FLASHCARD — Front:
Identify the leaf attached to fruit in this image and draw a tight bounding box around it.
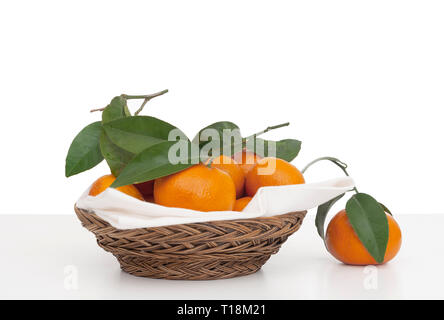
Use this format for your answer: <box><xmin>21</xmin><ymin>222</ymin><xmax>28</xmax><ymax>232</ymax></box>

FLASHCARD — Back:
<box><xmin>345</xmin><ymin>193</ymin><xmax>389</xmax><ymax>264</ymax></box>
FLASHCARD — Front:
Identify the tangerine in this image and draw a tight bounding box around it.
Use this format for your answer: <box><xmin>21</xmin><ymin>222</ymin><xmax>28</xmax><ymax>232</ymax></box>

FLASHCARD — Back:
<box><xmin>325</xmin><ymin>209</ymin><xmax>402</xmax><ymax>265</ymax></box>
<box><xmin>245</xmin><ymin>157</ymin><xmax>305</xmax><ymax>197</ymax></box>
<box><xmin>154</xmin><ymin>164</ymin><xmax>236</xmax><ymax>212</ymax></box>
<box><xmin>208</xmin><ymin>155</ymin><xmax>245</xmax><ymax>198</ymax></box>
<box><xmin>89</xmin><ymin>174</ymin><xmax>144</xmax><ymax>201</ymax></box>
<box><xmin>233</xmin><ymin>196</ymin><xmax>252</xmax><ymax>211</ymax></box>
<box><xmin>232</xmin><ymin>150</ymin><xmax>262</xmax><ymax>176</ymax></box>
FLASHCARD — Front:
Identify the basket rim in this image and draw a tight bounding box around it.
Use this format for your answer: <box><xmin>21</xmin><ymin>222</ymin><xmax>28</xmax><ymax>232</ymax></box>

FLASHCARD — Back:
<box><xmin>74</xmin><ymin>204</ymin><xmax>306</xmax><ymax>229</ymax></box>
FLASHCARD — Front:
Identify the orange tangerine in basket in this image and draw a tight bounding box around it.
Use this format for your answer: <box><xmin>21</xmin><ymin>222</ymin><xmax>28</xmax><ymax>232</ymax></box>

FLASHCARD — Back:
<box><xmin>325</xmin><ymin>209</ymin><xmax>402</xmax><ymax>265</ymax></box>
<box><xmin>89</xmin><ymin>174</ymin><xmax>144</xmax><ymax>201</ymax></box>
<box><xmin>233</xmin><ymin>196</ymin><xmax>252</xmax><ymax>212</ymax></box>
<box><xmin>232</xmin><ymin>150</ymin><xmax>262</xmax><ymax>176</ymax></box>
<box><xmin>154</xmin><ymin>164</ymin><xmax>236</xmax><ymax>212</ymax></box>
<box><xmin>207</xmin><ymin>155</ymin><xmax>245</xmax><ymax>198</ymax></box>
<box><xmin>245</xmin><ymin>157</ymin><xmax>305</xmax><ymax>197</ymax></box>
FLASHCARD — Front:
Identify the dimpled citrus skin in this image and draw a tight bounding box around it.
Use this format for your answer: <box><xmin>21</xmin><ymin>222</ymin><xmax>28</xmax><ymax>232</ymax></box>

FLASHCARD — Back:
<box><xmin>325</xmin><ymin>209</ymin><xmax>402</xmax><ymax>265</ymax></box>
<box><xmin>89</xmin><ymin>174</ymin><xmax>144</xmax><ymax>201</ymax></box>
<box><xmin>233</xmin><ymin>196</ymin><xmax>252</xmax><ymax>212</ymax></box>
<box><xmin>232</xmin><ymin>150</ymin><xmax>262</xmax><ymax>176</ymax></box>
<box><xmin>154</xmin><ymin>164</ymin><xmax>236</xmax><ymax>212</ymax></box>
<box><xmin>209</xmin><ymin>155</ymin><xmax>245</xmax><ymax>198</ymax></box>
<box><xmin>245</xmin><ymin>157</ymin><xmax>305</xmax><ymax>197</ymax></box>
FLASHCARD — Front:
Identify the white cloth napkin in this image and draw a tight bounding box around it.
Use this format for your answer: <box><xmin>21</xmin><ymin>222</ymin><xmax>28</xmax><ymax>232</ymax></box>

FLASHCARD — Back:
<box><xmin>75</xmin><ymin>177</ymin><xmax>354</xmax><ymax>230</ymax></box>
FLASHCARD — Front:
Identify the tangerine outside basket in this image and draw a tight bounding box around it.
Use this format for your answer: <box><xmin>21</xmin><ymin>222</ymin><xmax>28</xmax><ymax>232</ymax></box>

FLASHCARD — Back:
<box><xmin>74</xmin><ymin>205</ymin><xmax>306</xmax><ymax>280</ymax></box>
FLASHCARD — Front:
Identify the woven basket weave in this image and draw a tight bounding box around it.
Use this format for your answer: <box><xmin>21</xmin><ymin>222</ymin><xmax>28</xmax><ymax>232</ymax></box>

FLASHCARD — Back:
<box><xmin>74</xmin><ymin>205</ymin><xmax>306</xmax><ymax>280</ymax></box>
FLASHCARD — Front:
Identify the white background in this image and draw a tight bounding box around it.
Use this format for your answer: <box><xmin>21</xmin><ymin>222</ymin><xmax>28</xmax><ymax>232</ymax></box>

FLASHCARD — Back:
<box><xmin>0</xmin><ymin>1</ymin><xmax>443</xmax><ymax>215</ymax></box>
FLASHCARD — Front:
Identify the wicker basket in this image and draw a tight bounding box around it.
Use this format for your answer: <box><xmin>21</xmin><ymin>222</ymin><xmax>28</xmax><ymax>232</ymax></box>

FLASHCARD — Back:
<box><xmin>74</xmin><ymin>205</ymin><xmax>306</xmax><ymax>280</ymax></box>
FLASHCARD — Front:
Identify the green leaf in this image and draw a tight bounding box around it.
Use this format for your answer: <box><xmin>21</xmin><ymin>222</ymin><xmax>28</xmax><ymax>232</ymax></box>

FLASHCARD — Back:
<box><xmin>65</xmin><ymin>121</ymin><xmax>104</xmax><ymax>177</ymax></box>
<box><xmin>345</xmin><ymin>193</ymin><xmax>389</xmax><ymax>263</ymax></box>
<box><xmin>111</xmin><ymin>140</ymin><xmax>196</xmax><ymax>188</ymax></box>
<box><xmin>192</xmin><ymin>121</ymin><xmax>243</xmax><ymax>161</ymax></box>
<box><xmin>192</xmin><ymin>121</ymin><xmax>241</xmax><ymax>148</ymax></box>
<box><xmin>103</xmin><ymin>116</ymin><xmax>188</xmax><ymax>154</ymax></box>
<box><xmin>102</xmin><ymin>96</ymin><xmax>128</xmax><ymax>123</ymax></box>
<box><xmin>315</xmin><ymin>193</ymin><xmax>345</xmax><ymax>239</ymax></box>
<box><xmin>246</xmin><ymin>138</ymin><xmax>301</xmax><ymax>162</ymax></box>
<box><xmin>123</xmin><ymin>104</ymin><xmax>131</xmax><ymax>117</ymax></box>
<box><xmin>99</xmin><ymin>131</ymin><xmax>134</xmax><ymax>176</ymax></box>
<box><xmin>379</xmin><ymin>202</ymin><xmax>393</xmax><ymax>216</ymax></box>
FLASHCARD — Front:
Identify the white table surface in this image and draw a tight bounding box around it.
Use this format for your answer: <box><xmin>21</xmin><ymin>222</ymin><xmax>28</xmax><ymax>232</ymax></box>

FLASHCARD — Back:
<box><xmin>0</xmin><ymin>213</ymin><xmax>442</xmax><ymax>299</ymax></box>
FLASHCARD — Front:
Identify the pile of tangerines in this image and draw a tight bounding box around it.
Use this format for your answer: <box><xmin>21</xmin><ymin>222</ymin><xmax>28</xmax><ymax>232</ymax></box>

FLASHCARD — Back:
<box><xmin>67</xmin><ymin>90</ymin><xmax>401</xmax><ymax>267</ymax></box>
<box><xmin>89</xmin><ymin>152</ymin><xmax>304</xmax><ymax>212</ymax></box>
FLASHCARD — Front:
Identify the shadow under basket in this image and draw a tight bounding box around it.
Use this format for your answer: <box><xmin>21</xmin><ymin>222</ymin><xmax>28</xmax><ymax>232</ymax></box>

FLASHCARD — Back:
<box><xmin>74</xmin><ymin>206</ymin><xmax>306</xmax><ymax>280</ymax></box>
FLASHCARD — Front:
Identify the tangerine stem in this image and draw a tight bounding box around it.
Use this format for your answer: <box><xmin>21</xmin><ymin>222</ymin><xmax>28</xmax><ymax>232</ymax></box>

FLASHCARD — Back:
<box><xmin>121</xmin><ymin>89</ymin><xmax>169</xmax><ymax>100</ymax></box>
<box><xmin>251</xmin><ymin>122</ymin><xmax>290</xmax><ymax>139</ymax></box>
<box><xmin>134</xmin><ymin>98</ymin><xmax>150</xmax><ymax>116</ymax></box>
<box><xmin>89</xmin><ymin>89</ymin><xmax>168</xmax><ymax>114</ymax></box>
<box><xmin>302</xmin><ymin>156</ymin><xmax>359</xmax><ymax>193</ymax></box>
<box><xmin>90</xmin><ymin>107</ymin><xmax>106</xmax><ymax>113</ymax></box>
<box><xmin>240</xmin><ymin>122</ymin><xmax>291</xmax><ymax>153</ymax></box>
<box><xmin>123</xmin><ymin>89</ymin><xmax>169</xmax><ymax>116</ymax></box>
<box><xmin>244</xmin><ymin>122</ymin><xmax>290</xmax><ymax>142</ymax></box>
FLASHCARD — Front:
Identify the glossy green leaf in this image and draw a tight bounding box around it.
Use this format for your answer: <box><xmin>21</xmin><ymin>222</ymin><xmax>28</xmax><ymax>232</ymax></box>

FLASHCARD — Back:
<box><xmin>111</xmin><ymin>140</ymin><xmax>196</xmax><ymax>188</ymax></box>
<box><xmin>99</xmin><ymin>131</ymin><xmax>134</xmax><ymax>176</ymax></box>
<box><xmin>102</xmin><ymin>96</ymin><xmax>128</xmax><ymax>123</ymax></box>
<box><xmin>192</xmin><ymin>121</ymin><xmax>243</xmax><ymax>161</ymax></box>
<box><xmin>346</xmin><ymin>193</ymin><xmax>389</xmax><ymax>263</ymax></box>
<box><xmin>315</xmin><ymin>193</ymin><xmax>345</xmax><ymax>239</ymax></box>
<box><xmin>379</xmin><ymin>202</ymin><xmax>393</xmax><ymax>216</ymax></box>
<box><xmin>123</xmin><ymin>104</ymin><xmax>131</xmax><ymax>117</ymax></box>
<box><xmin>192</xmin><ymin>121</ymin><xmax>241</xmax><ymax>148</ymax></box>
<box><xmin>65</xmin><ymin>121</ymin><xmax>104</xmax><ymax>177</ymax></box>
<box><xmin>246</xmin><ymin>138</ymin><xmax>301</xmax><ymax>162</ymax></box>
<box><xmin>103</xmin><ymin>116</ymin><xmax>188</xmax><ymax>154</ymax></box>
